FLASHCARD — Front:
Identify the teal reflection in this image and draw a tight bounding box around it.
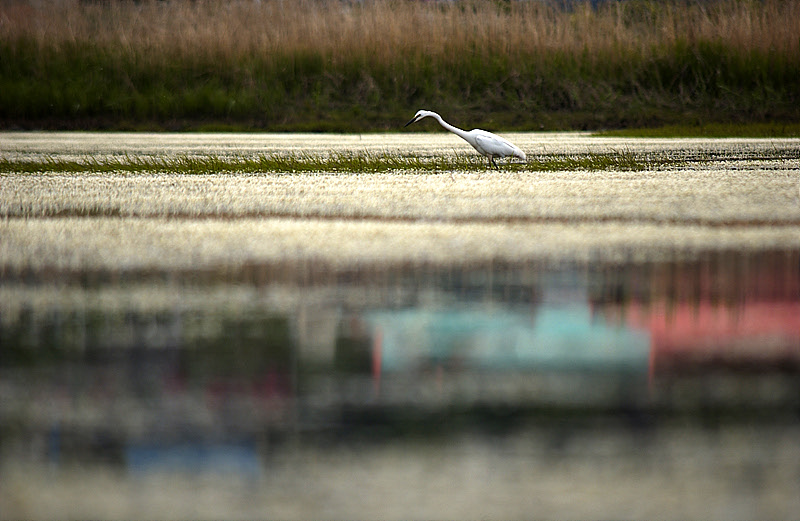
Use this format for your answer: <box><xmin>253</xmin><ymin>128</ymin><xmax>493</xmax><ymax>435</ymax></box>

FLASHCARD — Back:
<box><xmin>367</xmin><ymin>305</ymin><xmax>650</xmax><ymax>373</ymax></box>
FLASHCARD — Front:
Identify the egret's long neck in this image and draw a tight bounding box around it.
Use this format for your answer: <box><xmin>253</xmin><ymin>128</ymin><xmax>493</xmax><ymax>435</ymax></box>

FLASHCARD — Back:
<box><xmin>431</xmin><ymin>113</ymin><xmax>471</xmax><ymax>141</ymax></box>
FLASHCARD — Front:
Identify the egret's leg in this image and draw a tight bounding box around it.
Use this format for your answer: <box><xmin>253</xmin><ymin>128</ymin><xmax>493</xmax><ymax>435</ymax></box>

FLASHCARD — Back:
<box><xmin>491</xmin><ymin>156</ymin><xmax>499</xmax><ymax>169</ymax></box>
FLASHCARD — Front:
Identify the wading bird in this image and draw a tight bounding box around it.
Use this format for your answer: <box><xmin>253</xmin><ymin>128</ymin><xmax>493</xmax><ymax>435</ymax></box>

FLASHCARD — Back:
<box><xmin>404</xmin><ymin>110</ymin><xmax>526</xmax><ymax>168</ymax></box>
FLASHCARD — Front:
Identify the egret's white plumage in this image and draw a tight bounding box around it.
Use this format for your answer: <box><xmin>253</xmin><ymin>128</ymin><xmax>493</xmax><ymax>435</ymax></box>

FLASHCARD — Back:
<box><xmin>404</xmin><ymin>109</ymin><xmax>526</xmax><ymax>168</ymax></box>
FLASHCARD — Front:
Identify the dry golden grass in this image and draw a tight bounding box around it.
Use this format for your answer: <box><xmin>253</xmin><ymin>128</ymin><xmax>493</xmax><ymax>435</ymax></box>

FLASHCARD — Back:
<box><xmin>4</xmin><ymin>0</ymin><xmax>796</xmax><ymax>60</ymax></box>
<box><xmin>3</xmin><ymin>166</ymin><xmax>799</xmax><ymax>223</ymax></box>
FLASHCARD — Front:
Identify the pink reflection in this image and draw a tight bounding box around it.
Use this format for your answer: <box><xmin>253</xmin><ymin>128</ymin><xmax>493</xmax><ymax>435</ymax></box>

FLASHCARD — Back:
<box><xmin>596</xmin><ymin>250</ymin><xmax>800</xmax><ymax>376</ymax></box>
<box><xmin>626</xmin><ymin>300</ymin><xmax>800</xmax><ymax>375</ymax></box>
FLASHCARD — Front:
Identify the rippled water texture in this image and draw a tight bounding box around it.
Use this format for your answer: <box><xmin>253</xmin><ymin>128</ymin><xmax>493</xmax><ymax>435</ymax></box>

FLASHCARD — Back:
<box><xmin>1</xmin><ymin>132</ymin><xmax>799</xmax><ymax>519</ymax></box>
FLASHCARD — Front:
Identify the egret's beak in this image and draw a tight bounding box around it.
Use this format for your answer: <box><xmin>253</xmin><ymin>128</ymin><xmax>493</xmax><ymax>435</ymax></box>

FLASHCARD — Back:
<box><xmin>404</xmin><ymin>116</ymin><xmax>418</xmax><ymax>127</ymax></box>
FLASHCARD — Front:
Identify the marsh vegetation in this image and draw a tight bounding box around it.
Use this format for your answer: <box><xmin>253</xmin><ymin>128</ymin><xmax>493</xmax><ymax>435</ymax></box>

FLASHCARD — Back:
<box><xmin>2</xmin><ymin>132</ymin><xmax>799</xmax><ymax>269</ymax></box>
<box><xmin>0</xmin><ymin>150</ymin><xmax>660</xmax><ymax>174</ymax></box>
<box><xmin>1</xmin><ymin>0</ymin><xmax>799</xmax><ymax>132</ymax></box>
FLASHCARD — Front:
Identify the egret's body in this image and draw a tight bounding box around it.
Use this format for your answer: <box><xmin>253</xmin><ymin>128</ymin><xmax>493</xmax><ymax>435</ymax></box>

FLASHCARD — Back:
<box><xmin>404</xmin><ymin>110</ymin><xmax>526</xmax><ymax>168</ymax></box>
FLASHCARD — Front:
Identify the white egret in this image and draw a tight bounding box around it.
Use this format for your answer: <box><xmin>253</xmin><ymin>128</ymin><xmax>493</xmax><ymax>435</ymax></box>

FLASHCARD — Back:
<box><xmin>404</xmin><ymin>109</ymin><xmax>526</xmax><ymax>168</ymax></box>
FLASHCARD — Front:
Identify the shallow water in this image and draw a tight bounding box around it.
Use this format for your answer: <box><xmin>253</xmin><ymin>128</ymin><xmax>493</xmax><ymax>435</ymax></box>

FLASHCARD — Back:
<box><xmin>1</xmin><ymin>133</ymin><xmax>800</xmax><ymax>519</ymax></box>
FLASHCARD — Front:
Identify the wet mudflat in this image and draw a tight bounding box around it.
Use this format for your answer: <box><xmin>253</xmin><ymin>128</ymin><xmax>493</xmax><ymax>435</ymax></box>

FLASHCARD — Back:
<box><xmin>1</xmin><ymin>132</ymin><xmax>799</xmax><ymax>519</ymax></box>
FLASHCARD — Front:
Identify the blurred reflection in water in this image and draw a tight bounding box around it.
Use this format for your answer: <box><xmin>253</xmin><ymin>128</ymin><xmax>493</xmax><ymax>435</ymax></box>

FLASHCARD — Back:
<box><xmin>2</xmin><ymin>249</ymin><xmax>799</xmax><ymax>518</ymax></box>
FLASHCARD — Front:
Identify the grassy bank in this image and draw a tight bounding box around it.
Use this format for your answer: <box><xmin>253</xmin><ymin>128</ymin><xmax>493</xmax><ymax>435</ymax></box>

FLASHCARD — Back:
<box><xmin>1</xmin><ymin>0</ymin><xmax>799</xmax><ymax>132</ymax></box>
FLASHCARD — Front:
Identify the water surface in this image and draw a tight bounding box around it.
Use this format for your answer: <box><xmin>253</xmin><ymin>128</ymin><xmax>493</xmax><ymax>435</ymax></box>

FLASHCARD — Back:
<box><xmin>1</xmin><ymin>133</ymin><xmax>799</xmax><ymax>519</ymax></box>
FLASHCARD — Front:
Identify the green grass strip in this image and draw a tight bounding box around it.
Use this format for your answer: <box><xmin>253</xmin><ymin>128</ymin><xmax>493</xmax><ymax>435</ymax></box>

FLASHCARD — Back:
<box><xmin>0</xmin><ymin>150</ymin><xmax>681</xmax><ymax>174</ymax></box>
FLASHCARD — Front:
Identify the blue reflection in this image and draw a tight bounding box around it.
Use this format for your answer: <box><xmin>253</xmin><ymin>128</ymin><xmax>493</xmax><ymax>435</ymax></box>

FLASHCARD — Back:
<box><xmin>367</xmin><ymin>304</ymin><xmax>651</xmax><ymax>373</ymax></box>
<box><xmin>127</xmin><ymin>441</ymin><xmax>261</xmax><ymax>477</ymax></box>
